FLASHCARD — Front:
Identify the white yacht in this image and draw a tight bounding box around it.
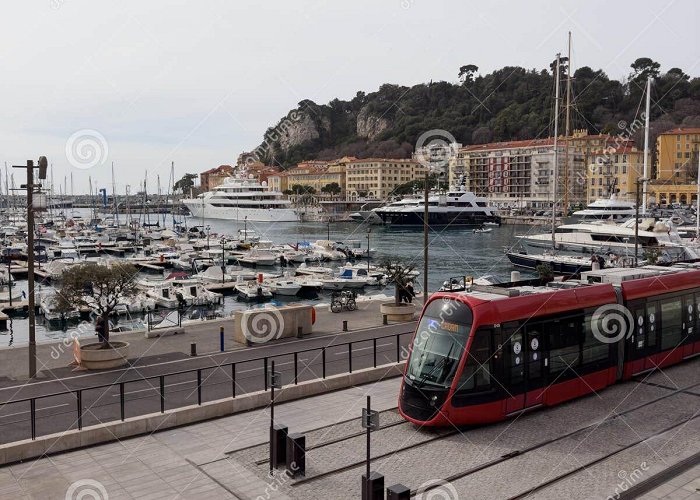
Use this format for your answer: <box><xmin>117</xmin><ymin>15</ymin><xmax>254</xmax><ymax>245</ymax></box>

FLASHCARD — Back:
<box><xmin>182</xmin><ymin>175</ymin><xmax>299</xmax><ymax>222</ymax></box>
<box><xmin>374</xmin><ymin>188</ymin><xmax>500</xmax><ymax>227</ymax></box>
<box><xmin>517</xmin><ymin>218</ymin><xmax>700</xmax><ymax>262</ymax></box>
<box><xmin>571</xmin><ymin>195</ymin><xmax>636</xmax><ymax>222</ymax></box>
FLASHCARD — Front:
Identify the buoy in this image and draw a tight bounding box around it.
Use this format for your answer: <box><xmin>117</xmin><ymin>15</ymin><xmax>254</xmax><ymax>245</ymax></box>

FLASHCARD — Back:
<box><xmin>311</xmin><ymin>307</ymin><xmax>316</xmax><ymax>325</ymax></box>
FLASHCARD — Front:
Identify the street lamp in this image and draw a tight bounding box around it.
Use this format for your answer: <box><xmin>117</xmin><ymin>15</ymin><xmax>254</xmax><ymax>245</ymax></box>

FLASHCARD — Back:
<box><xmin>12</xmin><ymin>156</ymin><xmax>48</xmax><ymax>379</ymax></box>
<box><xmin>366</xmin><ymin>228</ymin><xmax>371</xmax><ymax>271</ymax></box>
<box><xmin>221</xmin><ymin>236</ymin><xmax>227</xmax><ymax>285</ymax></box>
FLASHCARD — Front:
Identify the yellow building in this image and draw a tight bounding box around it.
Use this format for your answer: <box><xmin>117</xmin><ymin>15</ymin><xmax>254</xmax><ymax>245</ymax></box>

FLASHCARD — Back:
<box><xmin>587</xmin><ymin>146</ymin><xmax>647</xmax><ymax>203</ymax></box>
<box><xmin>267</xmin><ymin>157</ymin><xmax>352</xmax><ymax>197</ymax></box>
<box><xmin>200</xmin><ymin>165</ymin><xmax>234</xmax><ymax>191</ymax></box>
<box><xmin>646</xmin><ymin>181</ymin><xmax>698</xmax><ymax>207</ymax></box>
<box><xmin>345</xmin><ymin>158</ymin><xmax>427</xmax><ymax>200</ymax></box>
<box><xmin>656</xmin><ymin>127</ymin><xmax>700</xmax><ymax>181</ymax></box>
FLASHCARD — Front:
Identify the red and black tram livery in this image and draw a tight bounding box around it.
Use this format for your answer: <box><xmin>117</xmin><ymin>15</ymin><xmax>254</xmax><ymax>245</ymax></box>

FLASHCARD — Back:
<box><xmin>399</xmin><ymin>265</ymin><xmax>700</xmax><ymax>426</ymax></box>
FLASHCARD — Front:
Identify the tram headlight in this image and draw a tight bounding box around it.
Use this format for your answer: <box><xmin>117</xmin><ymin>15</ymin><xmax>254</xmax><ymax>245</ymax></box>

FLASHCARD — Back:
<box><xmin>429</xmin><ymin>395</ymin><xmax>438</xmax><ymax>407</ymax></box>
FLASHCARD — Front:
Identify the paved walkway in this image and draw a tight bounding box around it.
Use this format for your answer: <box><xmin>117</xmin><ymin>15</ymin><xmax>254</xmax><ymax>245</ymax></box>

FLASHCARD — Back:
<box><xmin>0</xmin><ymin>377</ymin><xmax>400</xmax><ymax>499</ymax></box>
<box><xmin>0</xmin><ymin>295</ymin><xmax>421</xmax><ymax>383</ymax></box>
<box><xmin>642</xmin><ymin>463</ymin><xmax>700</xmax><ymax>499</ymax></box>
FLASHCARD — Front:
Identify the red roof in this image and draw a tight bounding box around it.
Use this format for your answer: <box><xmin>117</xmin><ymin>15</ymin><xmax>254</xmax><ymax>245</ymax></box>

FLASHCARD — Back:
<box><xmin>202</xmin><ymin>165</ymin><xmax>234</xmax><ymax>175</ymax></box>
<box><xmin>659</xmin><ymin>127</ymin><xmax>700</xmax><ymax>136</ymax></box>
<box><xmin>464</xmin><ymin>137</ymin><xmax>555</xmax><ymax>151</ymax></box>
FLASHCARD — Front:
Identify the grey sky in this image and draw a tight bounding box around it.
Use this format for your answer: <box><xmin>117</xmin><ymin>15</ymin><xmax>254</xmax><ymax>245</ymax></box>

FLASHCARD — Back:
<box><xmin>1</xmin><ymin>0</ymin><xmax>698</xmax><ymax>194</ymax></box>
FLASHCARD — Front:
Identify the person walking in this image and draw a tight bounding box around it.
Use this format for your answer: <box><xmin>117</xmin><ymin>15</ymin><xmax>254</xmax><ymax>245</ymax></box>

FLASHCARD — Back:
<box><xmin>95</xmin><ymin>316</ymin><xmax>108</xmax><ymax>348</ymax></box>
<box><xmin>405</xmin><ymin>282</ymin><xmax>416</xmax><ymax>303</ymax></box>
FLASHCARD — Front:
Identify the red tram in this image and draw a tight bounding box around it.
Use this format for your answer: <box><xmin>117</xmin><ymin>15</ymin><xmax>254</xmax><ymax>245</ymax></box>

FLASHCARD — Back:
<box><xmin>399</xmin><ymin>266</ymin><xmax>700</xmax><ymax>426</ymax></box>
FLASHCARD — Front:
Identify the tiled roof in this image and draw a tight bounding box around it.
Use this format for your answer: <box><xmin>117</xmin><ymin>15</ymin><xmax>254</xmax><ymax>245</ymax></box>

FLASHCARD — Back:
<box><xmin>659</xmin><ymin>127</ymin><xmax>700</xmax><ymax>136</ymax></box>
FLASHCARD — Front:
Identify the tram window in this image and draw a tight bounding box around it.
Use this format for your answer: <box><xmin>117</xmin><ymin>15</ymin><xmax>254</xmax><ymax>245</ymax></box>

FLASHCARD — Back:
<box><xmin>661</xmin><ymin>299</ymin><xmax>682</xmax><ymax>350</ymax></box>
<box><xmin>456</xmin><ymin>329</ymin><xmax>491</xmax><ymax>392</ymax></box>
<box><xmin>548</xmin><ymin>318</ymin><xmax>581</xmax><ymax>374</ymax></box>
<box><xmin>582</xmin><ymin>314</ymin><xmax>609</xmax><ymax>364</ymax></box>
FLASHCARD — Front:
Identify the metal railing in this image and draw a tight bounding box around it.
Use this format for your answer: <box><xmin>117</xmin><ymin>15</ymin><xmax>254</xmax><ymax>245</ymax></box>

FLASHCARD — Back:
<box><xmin>5</xmin><ymin>331</ymin><xmax>412</xmax><ymax>441</ymax></box>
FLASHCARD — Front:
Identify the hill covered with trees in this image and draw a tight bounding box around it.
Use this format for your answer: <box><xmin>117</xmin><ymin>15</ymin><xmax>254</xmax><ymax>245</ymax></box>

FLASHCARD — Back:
<box><xmin>254</xmin><ymin>58</ymin><xmax>700</xmax><ymax>169</ymax></box>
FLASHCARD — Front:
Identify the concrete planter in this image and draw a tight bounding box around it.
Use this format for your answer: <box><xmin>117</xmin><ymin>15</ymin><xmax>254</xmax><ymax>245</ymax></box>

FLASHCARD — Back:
<box><xmin>380</xmin><ymin>302</ymin><xmax>415</xmax><ymax>322</ymax></box>
<box><xmin>80</xmin><ymin>342</ymin><xmax>130</xmax><ymax>370</ymax></box>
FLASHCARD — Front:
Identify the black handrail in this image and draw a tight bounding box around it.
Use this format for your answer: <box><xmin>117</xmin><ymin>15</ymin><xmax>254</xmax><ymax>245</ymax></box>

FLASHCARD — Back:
<box><xmin>4</xmin><ymin>330</ymin><xmax>412</xmax><ymax>441</ymax></box>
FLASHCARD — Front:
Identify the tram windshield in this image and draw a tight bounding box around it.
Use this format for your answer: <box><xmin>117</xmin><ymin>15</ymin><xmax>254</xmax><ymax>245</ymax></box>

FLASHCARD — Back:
<box><xmin>406</xmin><ymin>299</ymin><xmax>472</xmax><ymax>388</ymax></box>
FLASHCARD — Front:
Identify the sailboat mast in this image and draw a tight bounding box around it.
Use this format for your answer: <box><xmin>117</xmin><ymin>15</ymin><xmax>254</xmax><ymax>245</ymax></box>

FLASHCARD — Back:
<box><xmin>112</xmin><ymin>162</ymin><xmax>119</xmax><ymax>226</ymax></box>
<box><xmin>642</xmin><ymin>76</ymin><xmax>652</xmax><ymax>215</ymax></box>
<box><xmin>552</xmin><ymin>53</ymin><xmax>562</xmax><ymax>249</ymax></box>
<box><xmin>564</xmin><ymin>32</ymin><xmax>572</xmax><ymax>210</ymax></box>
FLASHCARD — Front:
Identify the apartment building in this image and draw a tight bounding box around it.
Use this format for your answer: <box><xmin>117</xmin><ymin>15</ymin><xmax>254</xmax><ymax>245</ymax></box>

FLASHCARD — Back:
<box><xmin>345</xmin><ymin>158</ymin><xmax>427</xmax><ymax>200</ymax></box>
<box><xmin>200</xmin><ymin>165</ymin><xmax>234</xmax><ymax>191</ymax></box>
<box><xmin>587</xmin><ymin>146</ymin><xmax>646</xmax><ymax>203</ymax></box>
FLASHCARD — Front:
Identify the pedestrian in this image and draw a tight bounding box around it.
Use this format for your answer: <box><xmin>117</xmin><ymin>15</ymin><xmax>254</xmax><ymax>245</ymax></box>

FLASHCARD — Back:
<box><xmin>597</xmin><ymin>254</ymin><xmax>605</xmax><ymax>269</ymax></box>
<box><xmin>406</xmin><ymin>282</ymin><xmax>416</xmax><ymax>303</ymax></box>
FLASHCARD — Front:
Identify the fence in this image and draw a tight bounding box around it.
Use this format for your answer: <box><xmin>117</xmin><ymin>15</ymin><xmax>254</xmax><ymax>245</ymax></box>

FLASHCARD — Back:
<box><xmin>3</xmin><ymin>331</ymin><xmax>412</xmax><ymax>442</ymax></box>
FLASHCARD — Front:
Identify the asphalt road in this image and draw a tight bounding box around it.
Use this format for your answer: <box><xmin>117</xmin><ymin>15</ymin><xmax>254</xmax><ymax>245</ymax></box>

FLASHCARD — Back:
<box><xmin>0</xmin><ymin>322</ymin><xmax>415</xmax><ymax>444</ymax></box>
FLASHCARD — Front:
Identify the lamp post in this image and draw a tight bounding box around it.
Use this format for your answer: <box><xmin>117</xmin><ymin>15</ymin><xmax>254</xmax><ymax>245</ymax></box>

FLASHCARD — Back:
<box><xmin>206</xmin><ymin>225</ymin><xmax>211</xmax><ymax>250</ymax></box>
<box><xmin>13</xmin><ymin>156</ymin><xmax>48</xmax><ymax>379</ymax></box>
<box><xmin>327</xmin><ymin>217</ymin><xmax>331</xmax><ymax>241</ymax></box>
<box><xmin>366</xmin><ymin>228</ymin><xmax>371</xmax><ymax>271</ymax></box>
<box><xmin>244</xmin><ymin>216</ymin><xmax>248</xmax><ymax>239</ymax></box>
<box><xmin>221</xmin><ymin>237</ymin><xmax>226</xmax><ymax>285</ymax></box>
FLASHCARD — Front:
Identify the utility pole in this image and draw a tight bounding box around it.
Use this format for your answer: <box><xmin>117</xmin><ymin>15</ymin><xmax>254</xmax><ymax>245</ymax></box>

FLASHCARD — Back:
<box><xmin>422</xmin><ymin>171</ymin><xmax>429</xmax><ymax>299</ymax></box>
<box><xmin>642</xmin><ymin>76</ymin><xmax>652</xmax><ymax>215</ymax></box>
<box><xmin>13</xmin><ymin>157</ymin><xmax>47</xmax><ymax>379</ymax></box>
<box><xmin>563</xmin><ymin>32</ymin><xmax>572</xmax><ymax>211</ymax></box>
<box><xmin>552</xmin><ymin>54</ymin><xmax>561</xmax><ymax>249</ymax></box>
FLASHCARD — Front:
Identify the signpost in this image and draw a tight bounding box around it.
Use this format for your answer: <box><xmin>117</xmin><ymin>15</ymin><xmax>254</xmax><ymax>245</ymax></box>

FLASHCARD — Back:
<box><xmin>361</xmin><ymin>396</ymin><xmax>382</xmax><ymax>499</ymax></box>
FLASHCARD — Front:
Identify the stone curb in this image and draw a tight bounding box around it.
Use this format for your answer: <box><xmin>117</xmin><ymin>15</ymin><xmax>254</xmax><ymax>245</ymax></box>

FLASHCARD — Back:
<box><xmin>0</xmin><ymin>362</ymin><xmax>407</xmax><ymax>465</ymax></box>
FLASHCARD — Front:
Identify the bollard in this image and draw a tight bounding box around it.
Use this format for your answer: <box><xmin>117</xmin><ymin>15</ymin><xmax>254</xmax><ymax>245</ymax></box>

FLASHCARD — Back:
<box><xmin>190</xmin><ymin>343</ymin><xmax>197</xmax><ymax>357</ymax></box>
<box><xmin>362</xmin><ymin>472</ymin><xmax>384</xmax><ymax>500</ymax></box>
<box><xmin>286</xmin><ymin>433</ymin><xmax>305</xmax><ymax>478</ymax></box>
<box><xmin>219</xmin><ymin>326</ymin><xmax>225</xmax><ymax>352</ymax></box>
<box><xmin>387</xmin><ymin>484</ymin><xmax>410</xmax><ymax>500</ymax></box>
<box><xmin>382</xmin><ymin>314</ymin><xmax>388</xmax><ymax>325</ymax></box>
<box><xmin>297</xmin><ymin>326</ymin><xmax>303</xmax><ymax>338</ymax></box>
<box><xmin>342</xmin><ymin>320</ymin><xmax>348</xmax><ymax>332</ymax></box>
<box><xmin>270</xmin><ymin>424</ymin><xmax>288</xmax><ymax>468</ymax></box>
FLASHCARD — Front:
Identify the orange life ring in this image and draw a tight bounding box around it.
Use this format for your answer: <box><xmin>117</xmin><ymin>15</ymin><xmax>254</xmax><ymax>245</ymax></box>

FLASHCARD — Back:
<box><xmin>311</xmin><ymin>307</ymin><xmax>316</xmax><ymax>325</ymax></box>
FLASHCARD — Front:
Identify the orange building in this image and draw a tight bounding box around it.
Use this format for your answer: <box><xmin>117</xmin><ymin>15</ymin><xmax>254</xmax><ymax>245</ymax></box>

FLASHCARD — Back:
<box><xmin>200</xmin><ymin>165</ymin><xmax>234</xmax><ymax>191</ymax></box>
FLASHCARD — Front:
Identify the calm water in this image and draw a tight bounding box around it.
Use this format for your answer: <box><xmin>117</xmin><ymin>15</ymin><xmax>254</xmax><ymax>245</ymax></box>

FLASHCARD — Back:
<box><xmin>1</xmin><ymin>214</ymin><xmax>537</xmax><ymax>346</ymax></box>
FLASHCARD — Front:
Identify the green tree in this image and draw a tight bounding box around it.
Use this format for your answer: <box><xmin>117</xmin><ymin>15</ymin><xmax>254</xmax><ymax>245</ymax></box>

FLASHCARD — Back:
<box><xmin>458</xmin><ymin>64</ymin><xmax>478</xmax><ymax>84</ymax></box>
<box><xmin>290</xmin><ymin>184</ymin><xmax>316</xmax><ymax>195</ymax></box>
<box><xmin>174</xmin><ymin>173</ymin><xmax>197</xmax><ymax>194</ymax></box>
<box><xmin>381</xmin><ymin>259</ymin><xmax>417</xmax><ymax>306</ymax></box>
<box><xmin>320</xmin><ymin>182</ymin><xmax>342</xmax><ymax>198</ymax></box>
<box><xmin>53</xmin><ymin>263</ymin><xmax>139</xmax><ymax>347</ymax></box>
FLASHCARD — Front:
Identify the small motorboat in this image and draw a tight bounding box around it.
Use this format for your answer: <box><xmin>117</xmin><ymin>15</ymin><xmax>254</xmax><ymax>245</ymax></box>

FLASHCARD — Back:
<box><xmin>235</xmin><ymin>280</ymin><xmax>273</xmax><ymax>301</ymax></box>
<box><xmin>483</xmin><ymin>221</ymin><xmax>500</xmax><ymax>227</ymax></box>
<box><xmin>473</xmin><ymin>228</ymin><xmax>492</xmax><ymax>233</ymax></box>
<box><xmin>266</xmin><ymin>279</ymin><xmax>302</xmax><ymax>296</ymax></box>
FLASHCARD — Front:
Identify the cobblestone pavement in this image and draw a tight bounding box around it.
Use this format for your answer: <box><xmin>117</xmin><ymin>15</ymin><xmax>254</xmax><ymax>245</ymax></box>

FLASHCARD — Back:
<box><xmin>212</xmin><ymin>359</ymin><xmax>700</xmax><ymax>500</ymax></box>
<box><xmin>1</xmin><ymin>360</ymin><xmax>698</xmax><ymax>499</ymax></box>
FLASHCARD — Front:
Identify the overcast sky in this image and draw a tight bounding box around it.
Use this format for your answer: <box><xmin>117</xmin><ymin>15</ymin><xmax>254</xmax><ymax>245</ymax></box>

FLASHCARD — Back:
<box><xmin>1</xmin><ymin>0</ymin><xmax>698</xmax><ymax>194</ymax></box>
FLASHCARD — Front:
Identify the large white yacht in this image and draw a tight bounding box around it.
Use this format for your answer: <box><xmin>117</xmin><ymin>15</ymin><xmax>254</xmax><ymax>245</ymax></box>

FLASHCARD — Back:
<box><xmin>182</xmin><ymin>175</ymin><xmax>299</xmax><ymax>222</ymax></box>
<box><xmin>373</xmin><ymin>188</ymin><xmax>500</xmax><ymax>227</ymax></box>
<box><xmin>517</xmin><ymin>218</ymin><xmax>700</xmax><ymax>262</ymax></box>
<box><xmin>571</xmin><ymin>195</ymin><xmax>636</xmax><ymax>222</ymax></box>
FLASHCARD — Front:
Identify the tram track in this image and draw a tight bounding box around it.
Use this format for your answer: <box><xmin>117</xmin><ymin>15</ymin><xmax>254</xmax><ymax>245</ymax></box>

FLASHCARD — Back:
<box><xmin>413</xmin><ymin>378</ymin><xmax>700</xmax><ymax>498</ymax></box>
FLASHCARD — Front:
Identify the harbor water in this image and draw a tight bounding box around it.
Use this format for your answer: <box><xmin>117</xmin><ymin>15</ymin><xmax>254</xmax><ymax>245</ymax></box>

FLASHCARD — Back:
<box><xmin>2</xmin><ymin>215</ymin><xmax>538</xmax><ymax>346</ymax></box>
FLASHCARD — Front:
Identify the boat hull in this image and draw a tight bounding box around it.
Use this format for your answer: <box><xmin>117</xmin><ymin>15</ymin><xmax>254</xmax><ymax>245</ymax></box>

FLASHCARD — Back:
<box><xmin>183</xmin><ymin>201</ymin><xmax>299</xmax><ymax>222</ymax></box>
<box><xmin>376</xmin><ymin>211</ymin><xmax>501</xmax><ymax>227</ymax></box>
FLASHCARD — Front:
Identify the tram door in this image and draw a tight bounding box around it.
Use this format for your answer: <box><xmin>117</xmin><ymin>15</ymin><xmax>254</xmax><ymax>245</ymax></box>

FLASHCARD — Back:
<box><xmin>502</xmin><ymin>321</ymin><xmax>525</xmax><ymax>414</ymax></box>
<box><xmin>629</xmin><ymin>300</ymin><xmax>659</xmax><ymax>374</ymax></box>
<box><xmin>524</xmin><ymin>324</ymin><xmax>546</xmax><ymax>407</ymax></box>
